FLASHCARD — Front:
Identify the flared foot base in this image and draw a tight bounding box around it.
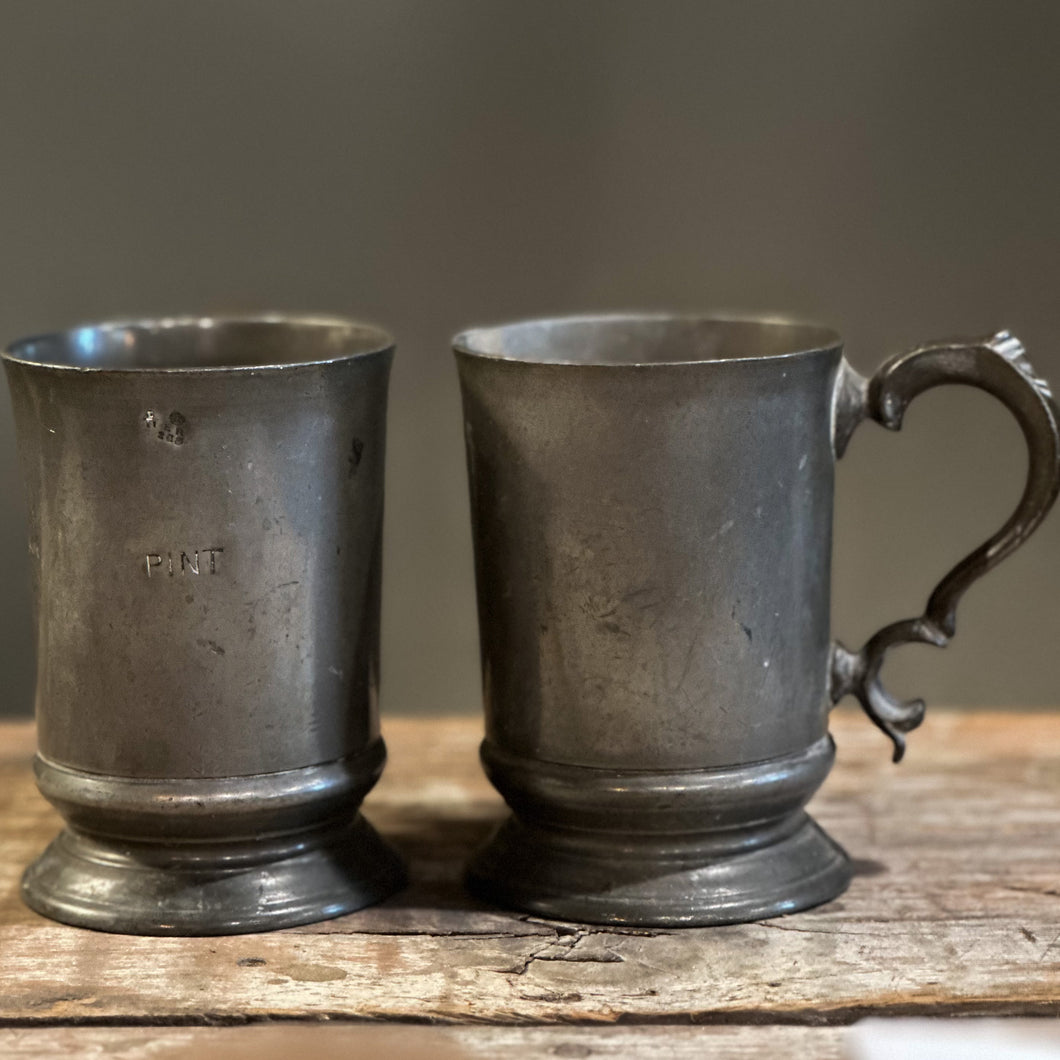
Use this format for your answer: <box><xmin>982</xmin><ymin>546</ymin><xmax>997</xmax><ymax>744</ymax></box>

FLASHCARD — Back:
<box><xmin>467</xmin><ymin>811</ymin><xmax>851</xmax><ymax>927</ymax></box>
<box><xmin>22</xmin><ymin>814</ymin><xmax>406</xmax><ymax>935</ymax></box>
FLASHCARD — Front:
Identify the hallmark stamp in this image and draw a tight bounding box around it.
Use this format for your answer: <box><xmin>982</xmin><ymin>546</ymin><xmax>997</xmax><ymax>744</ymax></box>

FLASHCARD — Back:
<box><xmin>143</xmin><ymin>410</ymin><xmax>187</xmax><ymax>446</ymax></box>
<box><xmin>145</xmin><ymin>547</ymin><xmax>223</xmax><ymax>577</ymax></box>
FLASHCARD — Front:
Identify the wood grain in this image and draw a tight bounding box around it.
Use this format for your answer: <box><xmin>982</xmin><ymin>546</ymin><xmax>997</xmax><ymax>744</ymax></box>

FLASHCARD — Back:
<box><xmin>0</xmin><ymin>1023</ymin><xmax>847</xmax><ymax>1060</ymax></box>
<box><xmin>0</xmin><ymin>710</ymin><xmax>1058</xmax><ymax>1033</ymax></box>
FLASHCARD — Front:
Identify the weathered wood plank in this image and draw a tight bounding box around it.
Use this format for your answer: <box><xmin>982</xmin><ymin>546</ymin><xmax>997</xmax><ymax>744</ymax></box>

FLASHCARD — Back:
<box><xmin>0</xmin><ymin>710</ymin><xmax>1058</xmax><ymax>1025</ymax></box>
<box><xmin>0</xmin><ymin>1023</ymin><xmax>846</xmax><ymax>1059</ymax></box>
<box><xmin>4</xmin><ymin>1017</ymin><xmax>1060</xmax><ymax>1058</ymax></box>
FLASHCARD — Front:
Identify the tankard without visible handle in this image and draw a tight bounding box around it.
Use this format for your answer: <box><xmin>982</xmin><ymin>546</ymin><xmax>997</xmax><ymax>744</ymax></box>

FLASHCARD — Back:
<box><xmin>3</xmin><ymin>316</ymin><xmax>407</xmax><ymax>935</ymax></box>
<box><xmin>454</xmin><ymin>316</ymin><xmax>1060</xmax><ymax>927</ymax></box>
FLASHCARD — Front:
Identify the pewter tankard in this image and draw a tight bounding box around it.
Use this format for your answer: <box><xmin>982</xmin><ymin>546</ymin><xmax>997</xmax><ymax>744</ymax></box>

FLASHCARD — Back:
<box><xmin>455</xmin><ymin>315</ymin><xmax>1060</xmax><ymax>927</ymax></box>
<box><xmin>3</xmin><ymin>315</ymin><xmax>406</xmax><ymax>934</ymax></box>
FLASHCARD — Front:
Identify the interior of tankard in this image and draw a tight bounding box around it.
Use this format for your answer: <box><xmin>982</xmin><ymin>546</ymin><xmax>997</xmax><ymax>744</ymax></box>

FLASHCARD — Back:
<box><xmin>4</xmin><ymin>315</ymin><xmax>394</xmax><ymax>371</ymax></box>
<box><xmin>455</xmin><ymin>314</ymin><xmax>841</xmax><ymax>366</ymax></box>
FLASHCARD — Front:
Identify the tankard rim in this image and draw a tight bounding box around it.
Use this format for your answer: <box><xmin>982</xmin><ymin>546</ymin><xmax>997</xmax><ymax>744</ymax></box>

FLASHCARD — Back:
<box><xmin>2</xmin><ymin>313</ymin><xmax>394</xmax><ymax>373</ymax></box>
<box><xmin>453</xmin><ymin>312</ymin><xmax>842</xmax><ymax>368</ymax></box>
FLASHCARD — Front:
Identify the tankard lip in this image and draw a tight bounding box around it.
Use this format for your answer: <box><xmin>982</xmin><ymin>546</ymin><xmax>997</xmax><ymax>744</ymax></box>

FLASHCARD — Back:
<box><xmin>452</xmin><ymin>312</ymin><xmax>842</xmax><ymax>367</ymax></box>
<box><xmin>2</xmin><ymin>314</ymin><xmax>395</xmax><ymax>373</ymax></box>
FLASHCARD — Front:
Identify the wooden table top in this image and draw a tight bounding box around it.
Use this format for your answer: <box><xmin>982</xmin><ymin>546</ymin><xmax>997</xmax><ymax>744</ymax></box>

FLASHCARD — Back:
<box><xmin>1</xmin><ymin>710</ymin><xmax>1058</xmax><ymax>1058</ymax></box>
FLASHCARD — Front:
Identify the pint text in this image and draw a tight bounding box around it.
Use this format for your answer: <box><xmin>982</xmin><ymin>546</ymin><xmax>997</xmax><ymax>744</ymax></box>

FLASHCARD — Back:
<box><xmin>145</xmin><ymin>547</ymin><xmax>224</xmax><ymax>577</ymax></box>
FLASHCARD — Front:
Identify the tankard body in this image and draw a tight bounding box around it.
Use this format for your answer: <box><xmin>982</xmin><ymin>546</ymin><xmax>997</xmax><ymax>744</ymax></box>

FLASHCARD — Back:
<box><xmin>455</xmin><ymin>315</ymin><xmax>1060</xmax><ymax>926</ymax></box>
<box><xmin>4</xmin><ymin>316</ymin><xmax>406</xmax><ymax>934</ymax></box>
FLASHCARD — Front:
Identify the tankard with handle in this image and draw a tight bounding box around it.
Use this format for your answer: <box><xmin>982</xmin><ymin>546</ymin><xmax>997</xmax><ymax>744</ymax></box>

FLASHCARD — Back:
<box><xmin>454</xmin><ymin>315</ymin><xmax>1059</xmax><ymax>926</ymax></box>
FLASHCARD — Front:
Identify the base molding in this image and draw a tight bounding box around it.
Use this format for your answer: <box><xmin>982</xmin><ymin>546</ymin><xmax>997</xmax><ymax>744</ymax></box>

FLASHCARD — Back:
<box><xmin>469</xmin><ymin>736</ymin><xmax>849</xmax><ymax>926</ymax></box>
<box><xmin>22</xmin><ymin>745</ymin><xmax>406</xmax><ymax>934</ymax></box>
<box><xmin>467</xmin><ymin>811</ymin><xmax>850</xmax><ymax>927</ymax></box>
<box><xmin>23</xmin><ymin>814</ymin><xmax>406</xmax><ymax>935</ymax></box>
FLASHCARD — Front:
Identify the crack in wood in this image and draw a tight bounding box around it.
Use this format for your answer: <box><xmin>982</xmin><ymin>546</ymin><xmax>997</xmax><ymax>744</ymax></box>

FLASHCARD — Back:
<box><xmin>501</xmin><ymin>930</ymin><xmax>629</xmax><ymax>976</ymax></box>
<box><xmin>516</xmin><ymin>916</ymin><xmax>668</xmax><ymax>939</ymax></box>
<box><xmin>328</xmin><ymin>929</ymin><xmax>555</xmax><ymax>941</ymax></box>
<box><xmin>1037</xmin><ymin>930</ymin><xmax>1060</xmax><ymax>963</ymax></box>
<box><xmin>1002</xmin><ymin>885</ymin><xmax>1060</xmax><ymax>900</ymax></box>
<box><xmin>3</xmin><ymin>997</ymin><xmax>1060</xmax><ymax>1031</ymax></box>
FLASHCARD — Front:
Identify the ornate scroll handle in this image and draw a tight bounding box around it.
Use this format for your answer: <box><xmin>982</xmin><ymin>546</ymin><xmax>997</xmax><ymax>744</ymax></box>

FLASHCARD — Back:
<box><xmin>830</xmin><ymin>332</ymin><xmax>1060</xmax><ymax>762</ymax></box>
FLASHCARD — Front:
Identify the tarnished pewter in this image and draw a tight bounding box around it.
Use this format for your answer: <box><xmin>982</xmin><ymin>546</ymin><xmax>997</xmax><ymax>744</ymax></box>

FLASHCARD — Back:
<box><xmin>454</xmin><ymin>315</ymin><xmax>1060</xmax><ymax>927</ymax></box>
<box><xmin>3</xmin><ymin>316</ymin><xmax>406</xmax><ymax>934</ymax></box>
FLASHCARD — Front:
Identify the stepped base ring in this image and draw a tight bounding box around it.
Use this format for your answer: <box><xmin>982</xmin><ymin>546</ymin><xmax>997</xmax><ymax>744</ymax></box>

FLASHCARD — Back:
<box><xmin>467</xmin><ymin>811</ymin><xmax>850</xmax><ymax>927</ymax></box>
<box><xmin>22</xmin><ymin>813</ymin><xmax>406</xmax><ymax>935</ymax></box>
<box><xmin>22</xmin><ymin>745</ymin><xmax>406</xmax><ymax>935</ymax></box>
<box><xmin>468</xmin><ymin>736</ymin><xmax>851</xmax><ymax>926</ymax></box>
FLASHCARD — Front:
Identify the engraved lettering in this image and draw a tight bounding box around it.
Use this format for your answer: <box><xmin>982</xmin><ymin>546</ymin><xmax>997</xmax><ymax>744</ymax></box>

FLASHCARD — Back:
<box><xmin>143</xmin><ymin>547</ymin><xmax>223</xmax><ymax>577</ymax></box>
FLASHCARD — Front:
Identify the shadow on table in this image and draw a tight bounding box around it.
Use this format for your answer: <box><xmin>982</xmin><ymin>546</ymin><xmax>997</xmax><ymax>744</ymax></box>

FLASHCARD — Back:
<box><xmin>295</xmin><ymin>801</ymin><xmax>520</xmax><ymax>934</ymax></box>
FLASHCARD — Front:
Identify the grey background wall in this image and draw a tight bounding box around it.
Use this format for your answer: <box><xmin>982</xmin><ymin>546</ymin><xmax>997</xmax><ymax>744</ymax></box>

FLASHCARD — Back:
<box><xmin>1</xmin><ymin>0</ymin><xmax>1058</xmax><ymax>719</ymax></box>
